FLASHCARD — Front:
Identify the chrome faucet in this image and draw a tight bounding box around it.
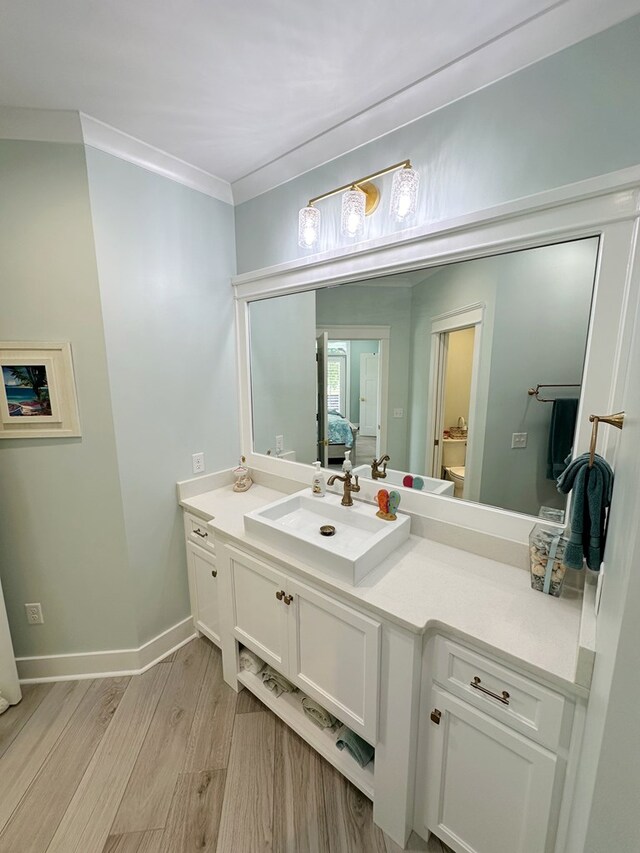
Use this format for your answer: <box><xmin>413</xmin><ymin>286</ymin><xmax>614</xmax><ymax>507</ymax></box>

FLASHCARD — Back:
<box><xmin>327</xmin><ymin>470</ymin><xmax>361</xmax><ymax>507</ymax></box>
<box><xmin>371</xmin><ymin>454</ymin><xmax>390</xmax><ymax>480</ymax></box>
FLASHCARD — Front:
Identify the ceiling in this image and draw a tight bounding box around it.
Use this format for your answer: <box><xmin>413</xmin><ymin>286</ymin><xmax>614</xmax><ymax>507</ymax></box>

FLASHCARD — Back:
<box><xmin>1</xmin><ymin>1</ymin><xmax>639</xmax><ymax>199</ymax></box>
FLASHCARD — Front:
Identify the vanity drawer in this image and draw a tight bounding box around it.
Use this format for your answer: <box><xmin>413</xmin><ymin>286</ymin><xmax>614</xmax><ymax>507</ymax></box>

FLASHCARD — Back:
<box><xmin>184</xmin><ymin>513</ymin><xmax>215</xmax><ymax>553</ymax></box>
<box><xmin>432</xmin><ymin>636</ymin><xmax>566</xmax><ymax>751</ymax></box>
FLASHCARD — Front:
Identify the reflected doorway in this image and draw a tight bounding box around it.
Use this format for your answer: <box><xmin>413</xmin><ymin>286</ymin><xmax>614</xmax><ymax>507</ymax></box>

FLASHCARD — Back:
<box><xmin>427</xmin><ymin>304</ymin><xmax>483</xmax><ymax>500</ymax></box>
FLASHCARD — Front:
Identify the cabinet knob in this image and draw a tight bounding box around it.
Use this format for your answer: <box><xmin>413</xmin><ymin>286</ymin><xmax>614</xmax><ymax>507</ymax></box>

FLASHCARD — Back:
<box><xmin>284</xmin><ymin>594</ymin><xmax>293</xmax><ymax>605</ymax></box>
<box><xmin>276</xmin><ymin>590</ymin><xmax>284</xmax><ymax>601</ymax></box>
<box><xmin>211</xmin><ymin>569</ymin><xmax>217</xmax><ymax>578</ymax></box>
<box><xmin>430</xmin><ymin>708</ymin><xmax>442</xmax><ymax>725</ymax></box>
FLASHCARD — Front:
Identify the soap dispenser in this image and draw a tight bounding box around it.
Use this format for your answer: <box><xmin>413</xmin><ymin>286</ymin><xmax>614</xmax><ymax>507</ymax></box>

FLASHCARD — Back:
<box><xmin>311</xmin><ymin>461</ymin><xmax>326</xmax><ymax>497</ymax></box>
<box><xmin>342</xmin><ymin>450</ymin><xmax>353</xmax><ymax>474</ymax></box>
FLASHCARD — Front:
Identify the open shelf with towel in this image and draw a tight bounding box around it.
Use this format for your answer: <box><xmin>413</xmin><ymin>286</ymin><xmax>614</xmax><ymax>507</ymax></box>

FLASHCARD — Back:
<box><xmin>236</xmin><ymin>667</ymin><xmax>375</xmax><ymax>800</ymax></box>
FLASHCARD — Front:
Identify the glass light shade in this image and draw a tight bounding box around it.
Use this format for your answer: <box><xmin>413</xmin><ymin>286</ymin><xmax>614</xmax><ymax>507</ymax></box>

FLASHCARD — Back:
<box><xmin>298</xmin><ymin>205</ymin><xmax>320</xmax><ymax>249</ymax></box>
<box><xmin>390</xmin><ymin>167</ymin><xmax>419</xmax><ymax>222</ymax></box>
<box><xmin>341</xmin><ymin>188</ymin><xmax>366</xmax><ymax>239</ymax></box>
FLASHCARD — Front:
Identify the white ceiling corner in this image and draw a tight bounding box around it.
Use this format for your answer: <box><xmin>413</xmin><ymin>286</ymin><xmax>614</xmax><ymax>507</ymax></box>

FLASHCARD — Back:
<box><xmin>80</xmin><ymin>115</ymin><xmax>233</xmax><ymax>204</ymax></box>
<box><xmin>0</xmin><ymin>0</ymin><xmax>639</xmax><ymax>206</ymax></box>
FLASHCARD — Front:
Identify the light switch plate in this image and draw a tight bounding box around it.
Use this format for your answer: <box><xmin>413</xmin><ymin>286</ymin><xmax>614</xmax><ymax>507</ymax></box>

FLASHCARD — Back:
<box><xmin>275</xmin><ymin>434</ymin><xmax>284</xmax><ymax>453</ymax></box>
<box><xmin>511</xmin><ymin>432</ymin><xmax>527</xmax><ymax>449</ymax></box>
<box><xmin>192</xmin><ymin>452</ymin><xmax>205</xmax><ymax>474</ymax></box>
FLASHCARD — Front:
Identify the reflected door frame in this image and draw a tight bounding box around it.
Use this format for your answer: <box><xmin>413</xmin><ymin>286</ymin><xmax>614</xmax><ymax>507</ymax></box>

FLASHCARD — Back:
<box><xmin>426</xmin><ymin>304</ymin><xmax>484</xmax><ymax>502</ymax></box>
<box><xmin>317</xmin><ymin>325</ymin><xmax>390</xmax><ymax>460</ymax></box>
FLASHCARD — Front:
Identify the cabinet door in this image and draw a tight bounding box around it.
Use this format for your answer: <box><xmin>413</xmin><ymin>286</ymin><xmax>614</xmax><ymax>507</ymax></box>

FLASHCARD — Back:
<box><xmin>187</xmin><ymin>542</ymin><xmax>220</xmax><ymax>645</ymax></box>
<box><xmin>287</xmin><ymin>577</ymin><xmax>381</xmax><ymax>744</ymax></box>
<box><xmin>421</xmin><ymin>687</ymin><xmax>557</xmax><ymax>853</ymax></box>
<box><xmin>227</xmin><ymin>546</ymin><xmax>289</xmax><ymax>672</ymax></box>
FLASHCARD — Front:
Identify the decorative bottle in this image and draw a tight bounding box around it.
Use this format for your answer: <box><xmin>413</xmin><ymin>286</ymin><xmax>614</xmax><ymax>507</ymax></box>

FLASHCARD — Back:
<box><xmin>311</xmin><ymin>461</ymin><xmax>326</xmax><ymax>497</ymax></box>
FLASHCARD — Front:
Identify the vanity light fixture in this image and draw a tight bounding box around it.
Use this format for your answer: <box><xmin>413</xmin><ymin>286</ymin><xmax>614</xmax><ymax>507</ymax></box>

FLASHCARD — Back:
<box><xmin>297</xmin><ymin>160</ymin><xmax>418</xmax><ymax>249</ymax></box>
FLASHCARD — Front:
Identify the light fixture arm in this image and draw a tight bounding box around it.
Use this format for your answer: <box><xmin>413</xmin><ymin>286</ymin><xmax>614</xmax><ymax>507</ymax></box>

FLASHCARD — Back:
<box><xmin>307</xmin><ymin>160</ymin><xmax>412</xmax><ymax>207</ymax></box>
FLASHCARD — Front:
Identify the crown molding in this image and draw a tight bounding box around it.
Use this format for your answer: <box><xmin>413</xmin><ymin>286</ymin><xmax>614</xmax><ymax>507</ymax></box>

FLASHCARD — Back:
<box><xmin>0</xmin><ymin>106</ymin><xmax>83</xmax><ymax>143</ymax></box>
<box><xmin>231</xmin><ymin>0</ymin><xmax>640</xmax><ymax>205</ymax></box>
<box><xmin>80</xmin><ymin>114</ymin><xmax>233</xmax><ymax>204</ymax></box>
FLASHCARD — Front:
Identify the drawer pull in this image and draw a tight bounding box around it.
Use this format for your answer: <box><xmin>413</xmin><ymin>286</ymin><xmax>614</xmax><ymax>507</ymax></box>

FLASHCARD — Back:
<box><xmin>430</xmin><ymin>708</ymin><xmax>442</xmax><ymax>725</ymax></box>
<box><xmin>283</xmin><ymin>594</ymin><xmax>293</xmax><ymax>605</ymax></box>
<box><xmin>194</xmin><ymin>528</ymin><xmax>208</xmax><ymax>538</ymax></box>
<box><xmin>276</xmin><ymin>590</ymin><xmax>284</xmax><ymax>601</ymax></box>
<box><xmin>470</xmin><ymin>676</ymin><xmax>510</xmax><ymax>706</ymax></box>
<box><xmin>211</xmin><ymin>569</ymin><xmax>217</xmax><ymax>578</ymax></box>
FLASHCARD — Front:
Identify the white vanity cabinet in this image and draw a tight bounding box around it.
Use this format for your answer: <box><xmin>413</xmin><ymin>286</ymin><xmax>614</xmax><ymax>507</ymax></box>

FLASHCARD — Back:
<box><xmin>221</xmin><ymin>541</ymin><xmax>381</xmax><ymax>744</ymax></box>
<box><xmin>184</xmin><ymin>512</ymin><xmax>220</xmax><ymax>645</ymax></box>
<box><xmin>414</xmin><ymin>636</ymin><xmax>572</xmax><ymax>853</ymax></box>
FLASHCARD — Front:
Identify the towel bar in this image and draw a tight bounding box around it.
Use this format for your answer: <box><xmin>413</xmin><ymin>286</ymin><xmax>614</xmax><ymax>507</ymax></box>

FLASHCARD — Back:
<box><xmin>588</xmin><ymin>412</ymin><xmax>625</xmax><ymax>467</ymax></box>
<box><xmin>528</xmin><ymin>383</ymin><xmax>581</xmax><ymax>402</ymax></box>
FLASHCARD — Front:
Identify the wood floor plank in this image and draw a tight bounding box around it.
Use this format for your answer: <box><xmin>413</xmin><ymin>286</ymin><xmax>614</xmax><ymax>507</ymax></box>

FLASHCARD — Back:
<box><xmin>47</xmin><ymin>663</ymin><xmax>171</xmax><ymax>853</ymax></box>
<box><xmin>322</xmin><ymin>761</ymin><xmax>386</xmax><ymax>853</ymax></box>
<box><xmin>0</xmin><ymin>679</ymin><xmax>91</xmax><ymax>831</ymax></box>
<box><xmin>0</xmin><ymin>683</ymin><xmax>52</xmax><ymax>760</ymax></box>
<box><xmin>0</xmin><ymin>677</ymin><xmax>129</xmax><ymax>853</ymax></box>
<box><xmin>103</xmin><ymin>829</ymin><xmax>163</xmax><ymax>852</ymax></box>
<box><xmin>111</xmin><ymin>638</ymin><xmax>211</xmax><ymax>833</ymax></box>
<box><xmin>158</xmin><ymin>770</ymin><xmax>225</xmax><ymax>852</ymax></box>
<box><xmin>273</xmin><ymin>718</ymin><xmax>330</xmax><ymax>853</ymax></box>
<box><xmin>182</xmin><ymin>646</ymin><xmax>236</xmax><ymax>772</ymax></box>
<box><xmin>216</xmin><ymin>711</ymin><xmax>275</xmax><ymax>853</ymax></box>
<box><xmin>235</xmin><ymin>685</ymin><xmax>265</xmax><ymax>714</ymax></box>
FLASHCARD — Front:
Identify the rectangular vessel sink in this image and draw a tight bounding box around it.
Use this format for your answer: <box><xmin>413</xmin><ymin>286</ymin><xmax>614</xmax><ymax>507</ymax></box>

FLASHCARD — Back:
<box><xmin>244</xmin><ymin>489</ymin><xmax>410</xmax><ymax>585</ymax></box>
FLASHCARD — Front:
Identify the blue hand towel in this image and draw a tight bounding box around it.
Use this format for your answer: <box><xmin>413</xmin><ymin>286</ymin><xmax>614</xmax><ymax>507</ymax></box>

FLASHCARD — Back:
<box><xmin>335</xmin><ymin>727</ymin><xmax>374</xmax><ymax>768</ymax></box>
<box><xmin>547</xmin><ymin>398</ymin><xmax>579</xmax><ymax>480</ymax></box>
<box><xmin>557</xmin><ymin>452</ymin><xmax>613</xmax><ymax>570</ymax></box>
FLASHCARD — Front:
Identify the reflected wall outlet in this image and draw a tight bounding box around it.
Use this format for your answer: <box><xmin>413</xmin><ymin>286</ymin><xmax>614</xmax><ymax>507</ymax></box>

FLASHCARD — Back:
<box><xmin>393</xmin><ymin>408</ymin><xmax>404</xmax><ymax>418</ymax></box>
<box><xmin>275</xmin><ymin>434</ymin><xmax>284</xmax><ymax>453</ymax></box>
<box><xmin>192</xmin><ymin>452</ymin><xmax>205</xmax><ymax>474</ymax></box>
<box><xmin>25</xmin><ymin>603</ymin><xmax>44</xmax><ymax>624</ymax></box>
<box><xmin>511</xmin><ymin>432</ymin><xmax>528</xmax><ymax>449</ymax></box>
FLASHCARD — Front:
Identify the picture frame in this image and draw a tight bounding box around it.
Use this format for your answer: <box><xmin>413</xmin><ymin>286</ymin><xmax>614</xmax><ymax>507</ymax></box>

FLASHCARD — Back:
<box><xmin>0</xmin><ymin>342</ymin><xmax>81</xmax><ymax>438</ymax></box>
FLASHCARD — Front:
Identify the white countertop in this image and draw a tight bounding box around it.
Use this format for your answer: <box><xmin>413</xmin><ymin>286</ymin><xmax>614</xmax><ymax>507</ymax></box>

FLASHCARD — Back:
<box><xmin>180</xmin><ymin>481</ymin><xmax>590</xmax><ymax>695</ymax></box>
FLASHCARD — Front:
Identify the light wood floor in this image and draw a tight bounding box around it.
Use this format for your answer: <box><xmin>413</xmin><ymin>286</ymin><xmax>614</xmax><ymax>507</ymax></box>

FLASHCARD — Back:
<box><xmin>0</xmin><ymin>637</ymin><xmax>451</xmax><ymax>853</ymax></box>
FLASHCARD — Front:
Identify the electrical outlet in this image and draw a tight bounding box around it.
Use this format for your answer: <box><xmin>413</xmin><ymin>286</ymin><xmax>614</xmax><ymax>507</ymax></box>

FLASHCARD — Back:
<box><xmin>275</xmin><ymin>434</ymin><xmax>284</xmax><ymax>453</ymax></box>
<box><xmin>25</xmin><ymin>603</ymin><xmax>44</xmax><ymax>625</ymax></box>
<box><xmin>393</xmin><ymin>408</ymin><xmax>404</xmax><ymax>418</ymax></box>
<box><xmin>511</xmin><ymin>432</ymin><xmax>528</xmax><ymax>449</ymax></box>
<box><xmin>192</xmin><ymin>452</ymin><xmax>205</xmax><ymax>474</ymax></box>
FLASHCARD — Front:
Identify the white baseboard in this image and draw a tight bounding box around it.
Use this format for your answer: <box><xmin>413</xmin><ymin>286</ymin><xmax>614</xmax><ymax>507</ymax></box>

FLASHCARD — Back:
<box><xmin>16</xmin><ymin>616</ymin><xmax>196</xmax><ymax>683</ymax></box>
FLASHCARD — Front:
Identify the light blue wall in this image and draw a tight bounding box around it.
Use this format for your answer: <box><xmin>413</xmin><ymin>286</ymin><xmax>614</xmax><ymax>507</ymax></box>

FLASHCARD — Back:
<box><xmin>235</xmin><ymin>16</ymin><xmax>640</xmax><ymax>273</ymax></box>
<box><xmin>479</xmin><ymin>239</ymin><xmax>597</xmax><ymax>515</ymax></box>
<box><xmin>249</xmin><ymin>291</ymin><xmax>317</xmax><ymax>462</ymax></box>
<box><xmin>0</xmin><ymin>139</ymin><xmax>138</xmax><ymax>655</ymax></box>
<box><xmin>85</xmin><ymin>148</ymin><xmax>238</xmax><ymax>645</ymax></box>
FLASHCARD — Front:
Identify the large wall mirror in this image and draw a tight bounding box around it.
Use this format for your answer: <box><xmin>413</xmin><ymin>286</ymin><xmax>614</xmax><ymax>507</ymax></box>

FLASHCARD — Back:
<box><xmin>248</xmin><ymin>237</ymin><xmax>599</xmax><ymax>519</ymax></box>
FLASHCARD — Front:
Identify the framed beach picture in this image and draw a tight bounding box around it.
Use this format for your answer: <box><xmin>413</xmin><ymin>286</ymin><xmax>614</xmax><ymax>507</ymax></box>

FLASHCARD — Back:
<box><xmin>0</xmin><ymin>342</ymin><xmax>81</xmax><ymax>438</ymax></box>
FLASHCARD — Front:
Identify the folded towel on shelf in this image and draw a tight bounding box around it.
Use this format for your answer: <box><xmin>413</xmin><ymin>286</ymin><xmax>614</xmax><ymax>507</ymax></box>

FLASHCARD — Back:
<box><xmin>335</xmin><ymin>726</ymin><xmax>375</xmax><ymax>768</ymax></box>
<box><xmin>238</xmin><ymin>647</ymin><xmax>265</xmax><ymax>676</ymax></box>
<box><xmin>260</xmin><ymin>666</ymin><xmax>298</xmax><ymax>698</ymax></box>
<box><xmin>557</xmin><ymin>452</ymin><xmax>613</xmax><ymax>570</ymax></box>
<box><xmin>546</xmin><ymin>398</ymin><xmax>579</xmax><ymax>480</ymax></box>
<box><xmin>301</xmin><ymin>697</ymin><xmax>337</xmax><ymax>730</ymax></box>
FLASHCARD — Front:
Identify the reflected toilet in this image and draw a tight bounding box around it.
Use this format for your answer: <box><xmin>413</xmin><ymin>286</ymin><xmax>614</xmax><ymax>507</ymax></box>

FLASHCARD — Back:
<box><xmin>442</xmin><ymin>438</ymin><xmax>466</xmax><ymax>498</ymax></box>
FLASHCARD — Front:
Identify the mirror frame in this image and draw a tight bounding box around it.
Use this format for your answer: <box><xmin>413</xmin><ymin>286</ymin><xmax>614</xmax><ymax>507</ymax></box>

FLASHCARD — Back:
<box><xmin>232</xmin><ymin>168</ymin><xmax>640</xmax><ymax>543</ymax></box>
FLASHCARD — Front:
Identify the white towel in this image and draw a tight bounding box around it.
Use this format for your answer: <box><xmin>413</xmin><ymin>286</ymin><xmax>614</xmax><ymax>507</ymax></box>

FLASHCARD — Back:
<box><xmin>239</xmin><ymin>647</ymin><xmax>265</xmax><ymax>676</ymax></box>
<box><xmin>0</xmin><ymin>692</ymin><xmax>9</xmax><ymax>715</ymax></box>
